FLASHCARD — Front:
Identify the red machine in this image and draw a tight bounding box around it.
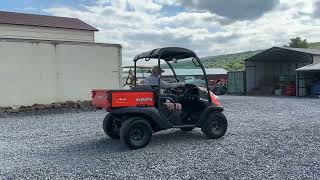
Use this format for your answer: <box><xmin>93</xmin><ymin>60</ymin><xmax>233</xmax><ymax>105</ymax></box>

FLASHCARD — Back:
<box><xmin>92</xmin><ymin>47</ymin><xmax>228</xmax><ymax>150</ymax></box>
<box><xmin>284</xmin><ymin>84</ymin><xmax>296</xmax><ymax>96</ymax></box>
<box><xmin>92</xmin><ymin>90</ymin><xmax>154</xmax><ymax>109</ymax></box>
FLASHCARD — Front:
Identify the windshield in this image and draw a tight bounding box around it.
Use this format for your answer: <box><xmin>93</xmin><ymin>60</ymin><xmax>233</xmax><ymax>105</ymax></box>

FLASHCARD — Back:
<box><xmin>133</xmin><ymin>56</ymin><xmax>208</xmax><ymax>90</ymax></box>
<box><xmin>163</xmin><ymin>57</ymin><xmax>207</xmax><ymax>88</ymax></box>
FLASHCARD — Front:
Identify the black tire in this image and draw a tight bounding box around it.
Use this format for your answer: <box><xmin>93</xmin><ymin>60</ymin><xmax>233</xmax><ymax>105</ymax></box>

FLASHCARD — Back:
<box><xmin>120</xmin><ymin>117</ymin><xmax>152</xmax><ymax>150</ymax></box>
<box><xmin>180</xmin><ymin>127</ymin><xmax>195</xmax><ymax>132</ymax></box>
<box><xmin>103</xmin><ymin>114</ymin><xmax>120</xmax><ymax>139</ymax></box>
<box><xmin>201</xmin><ymin>112</ymin><xmax>228</xmax><ymax>139</ymax></box>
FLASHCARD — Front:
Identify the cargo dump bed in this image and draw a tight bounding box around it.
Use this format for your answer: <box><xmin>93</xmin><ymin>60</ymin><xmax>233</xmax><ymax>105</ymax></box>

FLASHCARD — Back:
<box><xmin>92</xmin><ymin>89</ymin><xmax>154</xmax><ymax>110</ymax></box>
<box><xmin>91</xmin><ymin>89</ymin><xmax>109</xmax><ymax>109</ymax></box>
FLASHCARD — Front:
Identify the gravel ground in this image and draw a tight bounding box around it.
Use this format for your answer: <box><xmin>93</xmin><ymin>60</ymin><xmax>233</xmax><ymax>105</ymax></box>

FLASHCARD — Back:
<box><xmin>0</xmin><ymin>96</ymin><xmax>320</xmax><ymax>179</ymax></box>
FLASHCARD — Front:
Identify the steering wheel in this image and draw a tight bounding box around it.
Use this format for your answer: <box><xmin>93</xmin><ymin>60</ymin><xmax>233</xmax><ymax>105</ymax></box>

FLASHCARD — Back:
<box><xmin>159</xmin><ymin>97</ymin><xmax>176</xmax><ymax>107</ymax></box>
<box><xmin>158</xmin><ymin>96</ymin><xmax>178</xmax><ymax>120</ymax></box>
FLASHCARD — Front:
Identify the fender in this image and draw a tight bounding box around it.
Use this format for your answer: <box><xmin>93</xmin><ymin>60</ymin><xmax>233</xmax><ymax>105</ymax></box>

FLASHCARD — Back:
<box><xmin>110</xmin><ymin>107</ymin><xmax>171</xmax><ymax>129</ymax></box>
<box><xmin>197</xmin><ymin>105</ymin><xmax>224</xmax><ymax>127</ymax></box>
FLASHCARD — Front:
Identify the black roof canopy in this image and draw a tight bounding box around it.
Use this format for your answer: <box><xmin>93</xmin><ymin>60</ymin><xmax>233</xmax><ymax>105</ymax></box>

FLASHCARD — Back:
<box><xmin>245</xmin><ymin>46</ymin><xmax>320</xmax><ymax>63</ymax></box>
<box><xmin>133</xmin><ymin>47</ymin><xmax>196</xmax><ymax>61</ymax></box>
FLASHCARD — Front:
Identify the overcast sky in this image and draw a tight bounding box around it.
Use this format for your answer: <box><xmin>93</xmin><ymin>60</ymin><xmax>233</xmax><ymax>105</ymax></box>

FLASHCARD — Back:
<box><xmin>2</xmin><ymin>0</ymin><xmax>320</xmax><ymax>64</ymax></box>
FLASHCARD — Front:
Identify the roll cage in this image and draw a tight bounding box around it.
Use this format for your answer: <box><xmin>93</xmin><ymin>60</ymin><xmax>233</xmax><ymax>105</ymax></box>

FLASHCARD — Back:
<box><xmin>132</xmin><ymin>47</ymin><xmax>212</xmax><ymax>103</ymax></box>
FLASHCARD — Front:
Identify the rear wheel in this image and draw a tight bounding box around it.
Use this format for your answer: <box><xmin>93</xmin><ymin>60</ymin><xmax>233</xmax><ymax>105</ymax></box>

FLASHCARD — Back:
<box><xmin>103</xmin><ymin>114</ymin><xmax>120</xmax><ymax>139</ymax></box>
<box><xmin>201</xmin><ymin>112</ymin><xmax>227</xmax><ymax>139</ymax></box>
<box><xmin>120</xmin><ymin>117</ymin><xmax>152</xmax><ymax>150</ymax></box>
<box><xmin>180</xmin><ymin>127</ymin><xmax>195</xmax><ymax>132</ymax></box>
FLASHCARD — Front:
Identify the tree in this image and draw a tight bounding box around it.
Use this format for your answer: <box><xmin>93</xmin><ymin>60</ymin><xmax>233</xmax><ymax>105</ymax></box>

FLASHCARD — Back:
<box><xmin>288</xmin><ymin>37</ymin><xmax>309</xmax><ymax>48</ymax></box>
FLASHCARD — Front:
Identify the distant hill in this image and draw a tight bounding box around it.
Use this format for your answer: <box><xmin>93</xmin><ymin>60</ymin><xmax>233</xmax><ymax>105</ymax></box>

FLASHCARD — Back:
<box><xmin>163</xmin><ymin>42</ymin><xmax>320</xmax><ymax>72</ymax></box>
<box><xmin>199</xmin><ymin>50</ymin><xmax>262</xmax><ymax>71</ymax></box>
<box><xmin>162</xmin><ymin>50</ymin><xmax>262</xmax><ymax>71</ymax></box>
<box><xmin>309</xmin><ymin>42</ymin><xmax>320</xmax><ymax>49</ymax></box>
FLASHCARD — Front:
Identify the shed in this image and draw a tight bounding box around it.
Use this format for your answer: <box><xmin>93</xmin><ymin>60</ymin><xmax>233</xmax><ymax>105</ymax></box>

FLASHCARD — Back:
<box><xmin>296</xmin><ymin>62</ymin><xmax>320</xmax><ymax>96</ymax></box>
<box><xmin>245</xmin><ymin>46</ymin><xmax>320</xmax><ymax>96</ymax></box>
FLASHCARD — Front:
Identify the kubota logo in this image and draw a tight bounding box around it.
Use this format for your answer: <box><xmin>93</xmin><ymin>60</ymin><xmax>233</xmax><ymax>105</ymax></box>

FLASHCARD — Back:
<box><xmin>117</xmin><ymin>98</ymin><xmax>127</xmax><ymax>103</ymax></box>
<box><xmin>136</xmin><ymin>98</ymin><xmax>153</xmax><ymax>102</ymax></box>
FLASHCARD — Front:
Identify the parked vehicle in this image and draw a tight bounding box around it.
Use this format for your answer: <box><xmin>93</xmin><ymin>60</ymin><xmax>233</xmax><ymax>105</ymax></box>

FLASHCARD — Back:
<box><xmin>210</xmin><ymin>80</ymin><xmax>227</xmax><ymax>95</ymax></box>
<box><xmin>92</xmin><ymin>47</ymin><xmax>228</xmax><ymax>150</ymax></box>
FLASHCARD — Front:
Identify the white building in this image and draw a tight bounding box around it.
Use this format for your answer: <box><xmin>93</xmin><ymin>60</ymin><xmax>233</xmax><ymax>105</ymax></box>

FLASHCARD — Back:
<box><xmin>0</xmin><ymin>11</ymin><xmax>121</xmax><ymax>107</ymax></box>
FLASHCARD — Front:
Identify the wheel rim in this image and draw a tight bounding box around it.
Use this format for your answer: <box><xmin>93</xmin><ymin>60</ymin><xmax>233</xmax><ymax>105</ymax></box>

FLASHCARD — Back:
<box><xmin>210</xmin><ymin>116</ymin><xmax>224</xmax><ymax>135</ymax></box>
<box><xmin>129</xmin><ymin>126</ymin><xmax>145</xmax><ymax>143</ymax></box>
<box><xmin>212</xmin><ymin>119</ymin><xmax>221</xmax><ymax>131</ymax></box>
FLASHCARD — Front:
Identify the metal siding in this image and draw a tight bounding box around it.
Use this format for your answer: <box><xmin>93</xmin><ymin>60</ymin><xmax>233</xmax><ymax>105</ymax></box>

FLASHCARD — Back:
<box><xmin>246</xmin><ymin>61</ymin><xmax>257</xmax><ymax>92</ymax></box>
<box><xmin>228</xmin><ymin>71</ymin><xmax>245</xmax><ymax>94</ymax></box>
<box><xmin>314</xmin><ymin>55</ymin><xmax>320</xmax><ymax>63</ymax></box>
<box><xmin>0</xmin><ymin>39</ymin><xmax>121</xmax><ymax>107</ymax></box>
<box><xmin>55</xmin><ymin>44</ymin><xmax>120</xmax><ymax>102</ymax></box>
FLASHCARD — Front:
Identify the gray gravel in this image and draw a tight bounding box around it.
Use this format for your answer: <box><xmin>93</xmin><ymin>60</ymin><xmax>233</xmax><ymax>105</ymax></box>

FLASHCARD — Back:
<box><xmin>0</xmin><ymin>96</ymin><xmax>320</xmax><ymax>179</ymax></box>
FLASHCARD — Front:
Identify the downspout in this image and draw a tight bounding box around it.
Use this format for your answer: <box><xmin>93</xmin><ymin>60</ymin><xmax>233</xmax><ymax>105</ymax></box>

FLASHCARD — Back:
<box><xmin>244</xmin><ymin>60</ymin><xmax>247</xmax><ymax>94</ymax></box>
<box><xmin>296</xmin><ymin>71</ymin><xmax>299</xmax><ymax>97</ymax></box>
<box><xmin>118</xmin><ymin>46</ymin><xmax>122</xmax><ymax>88</ymax></box>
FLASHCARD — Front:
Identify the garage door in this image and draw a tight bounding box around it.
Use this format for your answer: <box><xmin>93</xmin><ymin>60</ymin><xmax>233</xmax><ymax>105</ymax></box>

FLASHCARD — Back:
<box><xmin>246</xmin><ymin>66</ymin><xmax>256</xmax><ymax>93</ymax></box>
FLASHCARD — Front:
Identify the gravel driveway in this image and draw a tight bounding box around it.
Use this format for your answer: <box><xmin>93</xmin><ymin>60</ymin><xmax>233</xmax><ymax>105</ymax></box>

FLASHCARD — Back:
<box><xmin>0</xmin><ymin>96</ymin><xmax>319</xmax><ymax>179</ymax></box>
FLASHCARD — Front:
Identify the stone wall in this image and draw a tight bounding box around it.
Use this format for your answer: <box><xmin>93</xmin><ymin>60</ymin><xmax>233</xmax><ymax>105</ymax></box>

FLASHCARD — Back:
<box><xmin>0</xmin><ymin>101</ymin><xmax>94</xmax><ymax>114</ymax></box>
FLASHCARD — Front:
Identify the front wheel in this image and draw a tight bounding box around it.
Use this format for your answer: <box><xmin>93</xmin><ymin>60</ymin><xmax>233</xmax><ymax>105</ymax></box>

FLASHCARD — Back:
<box><xmin>201</xmin><ymin>112</ymin><xmax>228</xmax><ymax>139</ymax></box>
<box><xmin>120</xmin><ymin>117</ymin><xmax>152</xmax><ymax>150</ymax></box>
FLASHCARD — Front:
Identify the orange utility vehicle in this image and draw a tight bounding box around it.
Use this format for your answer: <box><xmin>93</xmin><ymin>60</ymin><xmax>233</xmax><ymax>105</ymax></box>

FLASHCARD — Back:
<box><xmin>92</xmin><ymin>47</ymin><xmax>228</xmax><ymax>150</ymax></box>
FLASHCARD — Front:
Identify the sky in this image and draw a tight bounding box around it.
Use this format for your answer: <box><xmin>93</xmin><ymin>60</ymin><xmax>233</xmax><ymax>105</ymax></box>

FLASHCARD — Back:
<box><xmin>1</xmin><ymin>0</ymin><xmax>320</xmax><ymax>65</ymax></box>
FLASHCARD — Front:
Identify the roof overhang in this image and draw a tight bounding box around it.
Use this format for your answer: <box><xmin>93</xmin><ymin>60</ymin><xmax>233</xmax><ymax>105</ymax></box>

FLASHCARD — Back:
<box><xmin>246</xmin><ymin>47</ymin><xmax>316</xmax><ymax>63</ymax></box>
<box><xmin>0</xmin><ymin>11</ymin><xmax>99</xmax><ymax>31</ymax></box>
<box><xmin>296</xmin><ymin>63</ymin><xmax>320</xmax><ymax>72</ymax></box>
